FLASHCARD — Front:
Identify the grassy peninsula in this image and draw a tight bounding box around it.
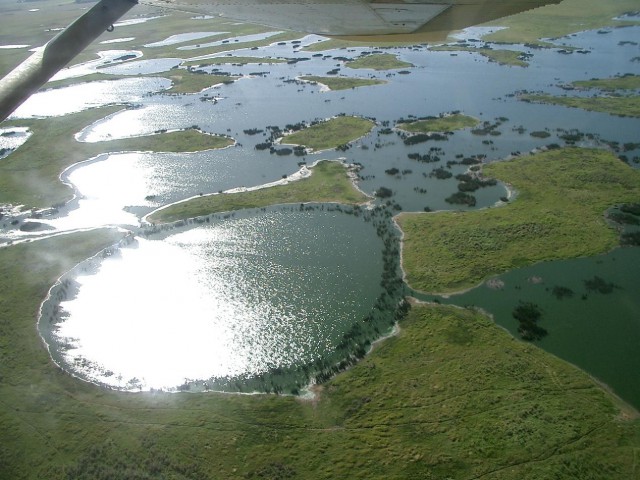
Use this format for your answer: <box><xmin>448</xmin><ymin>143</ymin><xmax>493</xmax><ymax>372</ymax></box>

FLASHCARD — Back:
<box><xmin>0</xmin><ymin>108</ymin><xmax>234</xmax><ymax>208</ymax></box>
<box><xmin>94</xmin><ymin>129</ymin><xmax>234</xmax><ymax>152</ymax></box>
<box><xmin>0</xmin><ymin>230</ymin><xmax>638</xmax><ymax>478</ymax></box>
<box><xmin>397</xmin><ymin>113</ymin><xmax>479</xmax><ymax>133</ymax></box>
<box><xmin>521</xmin><ymin>93</ymin><xmax>640</xmax><ymax>118</ymax></box>
<box><xmin>299</xmin><ymin>75</ymin><xmax>386</xmax><ymax>91</ymax></box>
<box><xmin>573</xmin><ymin>74</ymin><xmax>640</xmax><ymax>91</ymax></box>
<box><xmin>284</xmin><ymin>115</ymin><xmax>375</xmax><ymax>151</ymax></box>
<box><xmin>148</xmin><ymin>160</ymin><xmax>369</xmax><ymax>223</ymax></box>
<box><xmin>398</xmin><ymin>148</ymin><xmax>640</xmax><ymax>294</ymax></box>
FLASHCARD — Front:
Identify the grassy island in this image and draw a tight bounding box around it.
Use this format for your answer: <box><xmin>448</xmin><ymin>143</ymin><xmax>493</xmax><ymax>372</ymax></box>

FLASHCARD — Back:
<box><xmin>284</xmin><ymin>115</ymin><xmax>375</xmax><ymax>151</ymax></box>
<box><xmin>164</xmin><ymin>70</ymin><xmax>239</xmax><ymax>93</ymax></box>
<box><xmin>0</xmin><ymin>108</ymin><xmax>234</xmax><ymax>208</ymax></box>
<box><xmin>299</xmin><ymin>75</ymin><xmax>386</xmax><ymax>91</ymax></box>
<box><xmin>398</xmin><ymin>148</ymin><xmax>640</xmax><ymax>294</ymax></box>
<box><xmin>397</xmin><ymin>113</ymin><xmax>479</xmax><ymax>133</ymax></box>
<box><xmin>346</xmin><ymin>53</ymin><xmax>413</xmax><ymax>70</ymax></box>
<box><xmin>430</xmin><ymin>46</ymin><xmax>530</xmax><ymax>67</ymax></box>
<box><xmin>1</xmin><ymin>231</ymin><xmax>638</xmax><ymax>478</ymax></box>
<box><xmin>148</xmin><ymin>160</ymin><xmax>369</xmax><ymax>224</ymax></box>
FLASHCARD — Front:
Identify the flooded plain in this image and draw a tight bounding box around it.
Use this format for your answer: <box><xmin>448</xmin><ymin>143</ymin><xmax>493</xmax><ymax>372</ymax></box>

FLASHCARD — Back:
<box><xmin>5</xmin><ymin>21</ymin><xmax>639</xmax><ymax>398</ymax></box>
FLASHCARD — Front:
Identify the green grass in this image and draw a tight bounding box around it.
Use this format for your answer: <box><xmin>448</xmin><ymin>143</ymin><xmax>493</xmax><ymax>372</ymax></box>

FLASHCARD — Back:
<box><xmin>397</xmin><ymin>113</ymin><xmax>479</xmax><ymax>133</ymax></box>
<box><xmin>44</xmin><ymin>73</ymin><xmax>133</xmax><ymax>90</ymax></box>
<box><xmin>521</xmin><ymin>93</ymin><xmax>640</xmax><ymax>117</ymax></box>
<box><xmin>182</xmin><ymin>56</ymin><xmax>287</xmax><ymax>67</ymax></box>
<box><xmin>573</xmin><ymin>74</ymin><xmax>640</xmax><ymax>91</ymax></box>
<box><xmin>1</xmin><ymin>108</ymin><xmax>233</xmax><ymax>208</ymax></box>
<box><xmin>483</xmin><ymin>0</ymin><xmax>640</xmax><ymax>45</ymax></box>
<box><xmin>398</xmin><ymin>148</ymin><xmax>640</xmax><ymax>294</ymax></box>
<box><xmin>1</xmin><ymin>232</ymin><xmax>638</xmax><ymax>478</ymax></box>
<box><xmin>284</xmin><ymin>116</ymin><xmax>375</xmax><ymax>151</ymax></box>
<box><xmin>299</xmin><ymin>75</ymin><xmax>386</xmax><ymax>91</ymax></box>
<box><xmin>148</xmin><ymin>160</ymin><xmax>369</xmax><ymax>223</ymax></box>
<box><xmin>95</xmin><ymin>129</ymin><xmax>234</xmax><ymax>153</ymax></box>
<box><xmin>163</xmin><ymin>71</ymin><xmax>239</xmax><ymax>94</ymax></box>
<box><xmin>346</xmin><ymin>53</ymin><xmax>413</xmax><ymax>71</ymax></box>
<box><xmin>431</xmin><ymin>45</ymin><xmax>530</xmax><ymax>67</ymax></box>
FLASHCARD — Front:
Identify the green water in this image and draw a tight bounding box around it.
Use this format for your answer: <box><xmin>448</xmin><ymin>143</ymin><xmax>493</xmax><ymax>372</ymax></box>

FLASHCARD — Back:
<box><xmin>433</xmin><ymin>247</ymin><xmax>640</xmax><ymax>409</ymax></box>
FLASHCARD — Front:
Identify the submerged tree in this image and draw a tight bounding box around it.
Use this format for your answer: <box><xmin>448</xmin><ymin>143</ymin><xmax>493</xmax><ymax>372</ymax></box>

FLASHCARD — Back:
<box><xmin>512</xmin><ymin>302</ymin><xmax>547</xmax><ymax>341</ymax></box>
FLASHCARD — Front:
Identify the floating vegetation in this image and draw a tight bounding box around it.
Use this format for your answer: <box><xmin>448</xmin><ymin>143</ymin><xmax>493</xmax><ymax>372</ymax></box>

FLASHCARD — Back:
<box><xmin>375</xmin><ymin>186</ymin><xmax>393</xmax><ymax>198</ymax></box>
<box><xmin>530</xmin><ymin>130</ymin><xmax>551</xmax><ymax>138</ymax></box>
<box><xmin>445</xmin><ymin>191</ymin><xmax>477</xmax><ymax>207</ymax></box>
<box><xmin>584</xmin><ymin>275</ymin><xmax>618</xmax><ymax>294</ymax></box>
<box><xmin>551</xmin><ymin>285</ymin><xmax>574</xmax><ymax>299</ymax></box>
<box><xmin>512</xmin><ymin>301</ymin><xmax>547</xmax><ymax>341</ymax></box>
<box><xmin>429</xmin><ymin>167</ymin><xmax>453</xmax><ymax>179</ymax></box>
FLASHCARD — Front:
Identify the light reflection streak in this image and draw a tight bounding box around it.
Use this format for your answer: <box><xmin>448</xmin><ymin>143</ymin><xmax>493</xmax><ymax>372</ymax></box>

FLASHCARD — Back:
<box><xmin>11</xmin><ymin>77</ymin><xmax>170</xmax><ymax>118</ymax></box>
<box><xmin>49</xmin><ymin>210</ymin><xmax>383</xmax><ymax>391</ymax></box>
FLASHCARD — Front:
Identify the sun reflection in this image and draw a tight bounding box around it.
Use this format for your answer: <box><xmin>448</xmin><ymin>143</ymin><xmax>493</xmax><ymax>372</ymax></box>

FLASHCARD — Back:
<box><xmin>47</xmin><ymin>210</ymin><xmax>384</xmax><ymax>391</ymax></box>
<box><xmin>11</xmin><ymin>77</ymin><xmax>170</xmax><ymax>119</ymax></box>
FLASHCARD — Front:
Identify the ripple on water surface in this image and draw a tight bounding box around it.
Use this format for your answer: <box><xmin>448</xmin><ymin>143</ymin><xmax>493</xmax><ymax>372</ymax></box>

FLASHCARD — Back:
<box><xmin>42</xmin><ymin>208</ymin><xmax>385</xmax><ymax>391</ymax></box>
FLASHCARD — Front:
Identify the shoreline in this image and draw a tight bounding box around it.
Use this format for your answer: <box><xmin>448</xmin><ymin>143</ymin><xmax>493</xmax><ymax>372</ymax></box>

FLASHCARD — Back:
<box><xmin>143</xmin><ymin>158</ymin><xmax>373</xmax><ymax>224</ymax></box>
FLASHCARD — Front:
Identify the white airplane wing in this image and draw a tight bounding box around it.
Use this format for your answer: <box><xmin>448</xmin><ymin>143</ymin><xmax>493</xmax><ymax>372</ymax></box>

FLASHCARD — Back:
<box><xmin>144</xmin><ymin>0</ymin><xmax>560</xmax><ymax>39</ymax></box>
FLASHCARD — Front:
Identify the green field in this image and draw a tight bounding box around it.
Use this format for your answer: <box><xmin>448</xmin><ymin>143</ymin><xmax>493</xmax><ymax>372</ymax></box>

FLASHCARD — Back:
<box><xmin>521</xmin><ymin>93</ymin><xmax>640</xmax><ymax>118</ymax></box>
<box><xmin>148</xmin><ymin>160</ymin><xmax>369</xmax><ymax>223</ymax></box>
<box><xmin>398</xmin><ymin>148</ymin><xmax>640</xmax><ymax>294</ymax></box>
<box><xmin>284</xmin><ymin>115</ymin><xmax>375</xmax><ymax>151</ymax></box>
<box><xmin>1</xmin><ymin>107</ymin><xmax>233</xmax><ymax>208</ymax></box>
<box><xmin>397</xmin><ymin>113</ymin><xmax>479</xmax><ymax>133</ymax></box>
<box><xmin>346</xmin><ymin>53</ymin><xmax>413</xmax><ymax>71</ymax></box>
<box><xmin>299</xmin><ymin>75</ymin><xmax>386</xmax><ymax>91</ymax></box>
<box><xmin>0</xmin><ymin>230</ymin><xmax>637</xmax><ymax>478</ymax></box>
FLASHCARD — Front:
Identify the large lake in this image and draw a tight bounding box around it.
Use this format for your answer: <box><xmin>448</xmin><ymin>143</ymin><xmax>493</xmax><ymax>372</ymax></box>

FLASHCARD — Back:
<box><xmin>7</xmin><ymin>22</ymin><xmax>639</xmax><ymax>400</ymax></box>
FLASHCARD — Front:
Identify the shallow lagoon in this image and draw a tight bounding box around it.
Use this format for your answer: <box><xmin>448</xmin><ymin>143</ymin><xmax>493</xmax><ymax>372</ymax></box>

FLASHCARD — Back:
<box><xmin>41</xmin><ymin>207</ymin><xmax>387</xmax><ymax>391</ymax></box>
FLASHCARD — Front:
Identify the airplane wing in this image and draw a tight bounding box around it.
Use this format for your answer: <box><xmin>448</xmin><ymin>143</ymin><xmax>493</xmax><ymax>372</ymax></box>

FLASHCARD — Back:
<box><xmin>0</xmin><ymin>0</ymin><xmax>560</xmax><ymax>122</ymax></box>
<box><xmin>143</xmin><ymin>0</ymin><xmax>560</xmax><ymax>40</ymax></box>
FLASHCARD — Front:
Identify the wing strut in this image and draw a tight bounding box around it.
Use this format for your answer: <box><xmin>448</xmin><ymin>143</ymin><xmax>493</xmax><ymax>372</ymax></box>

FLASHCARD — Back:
<box><xmin>0</xmin><ymin>0</ymin><xmax>138</xmax><ymax>122</ymax></box>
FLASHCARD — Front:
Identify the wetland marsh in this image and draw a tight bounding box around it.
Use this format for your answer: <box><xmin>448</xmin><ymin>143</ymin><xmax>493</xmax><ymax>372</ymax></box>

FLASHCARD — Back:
<box><xmin>1</xmin><ymin>0</ymin><xmax>640</xmax><ymax>476</ymax></box>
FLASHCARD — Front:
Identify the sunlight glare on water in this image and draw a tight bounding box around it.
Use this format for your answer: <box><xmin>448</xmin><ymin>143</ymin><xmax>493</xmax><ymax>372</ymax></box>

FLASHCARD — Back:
<box><xmin>50</xmin><ymin>209</ymin><xmax>384</xmax><ymax>391</ymax></box>
<box><xmin>11</xmin><ymin>77</ymin><xmax>171</xmax><ymax>118</ymax></box>
<box><xmin>76</xmin><ymin>105</ymin><xmax>186</xmax><ymax>142</ymax></box>
<box><xmin>43</xmin><ymin>153</ymin><xmax>164</xmax><ymax>230</ymax></box>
